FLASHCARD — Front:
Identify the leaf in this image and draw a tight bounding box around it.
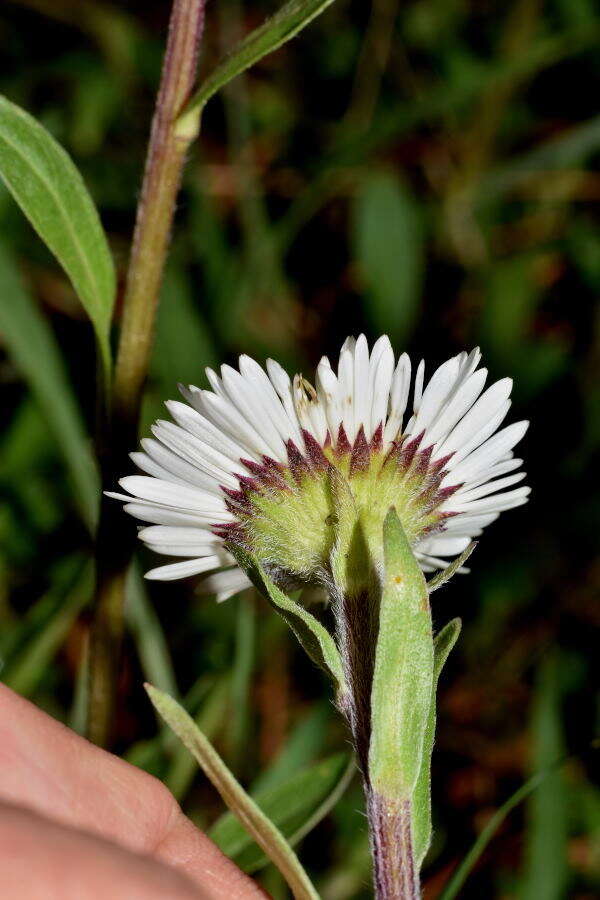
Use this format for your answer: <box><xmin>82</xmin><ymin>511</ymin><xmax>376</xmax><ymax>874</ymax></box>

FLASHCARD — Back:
<box><xmin>427</xmin><ymin>543</ymin><xmax>477</xmax><ymax>593</ymax></box>
<box><xmin>412</xmin><ymin>618</ymin><xmax>462</xmax><ymax>867</ymax></box>
<box><xmin>126</xmin><ymin>564</ymin><xmax>179</xmax><ymax>698</ymax></box>
<box><xmin>353</xmin><ymin>171</ymin><xmax>423</xmax><ymax>345</ymax></box>
<box><xmin>210</xmin><ymin>753</ymin><xmax>354</xmax><ymax>872</ymax></box>
<box><xmin>2</xmin><ymin>559</ymin><xmax>92</xmax><ymax>696</ymax></box>
<box><xmin>438</xmin><ymin>767</ymin><xmax>564</xmax><ymax>900</ymax></box>
<box><xmin>177</xmin><ymin>0</ymin><xmax>339</xmax><ymax>131</ymax></box>
<box><xmin>145</xmin><ymin>685</ymin><xmax>319</xmax><ymax>900</ymax></box>
<box><xmin>252</xmin><ymin>703</ymin><xmax>331</xmax><ymax>795</ymax></box>
<box><xmin>368</xmin><ymin>508</ymin><xmax>434</xmax><ymax>799</ymax></box>
<box><xmin>228</xmin><ymin>544</ymin><xmax>346</xmax><ymax>698</ymax></box>
<box><xmin>520</xmin><ymin>654</ymin><xmax>569</xmax><ymax>900</ymax></box>
<box><xmin>0</xmin><ymin>95</ymin><xmax>116</xmax><ymax>375</ymax></box>
<box><xmin>0</xmin><ymin>242</ymin><xmax>99</xmax><ymax>529</ymax></box>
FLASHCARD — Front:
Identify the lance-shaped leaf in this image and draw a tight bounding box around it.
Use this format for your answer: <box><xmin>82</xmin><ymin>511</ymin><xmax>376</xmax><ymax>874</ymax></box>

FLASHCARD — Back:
<box><xmin>427</xmin><ymin>543</ymin><xmax>477</xmax><ymax>593</ymax></box>
<box><xmin>210</xmin><ymin>752</ymin><xmax>354</xmax><ymax>872</ymax></box>
<box><xmin>146</xmin><ymin>685</ymin><xmax>319</xmax><ymax>900</ymax></box>
<box><xmin>0</xmin><ymin>242</ymin><xmax>99</xmax><ymax>529</ymax></box>
<box><xmin>368</xmin><ymin>508</ymin><xmax>434</xmax><ymax>799</ymax></box>
<box><xmin>177</xmin><ymin>0</ymin><xmax>338</xmax><ymax>132</ymax></box>
<box><xmin>228</xmin><ymin>544</ymin><xmax>346</xmax><ymax>697</ymax></box>
<box><xmin>0</xmin><ymin>95</ymin><xmax>116</xmax><ymax>377</ymax></box>
<box><xmin>412</xmin><ymin>617</ymin><xmax>462</xmax><ymax>867</ymax></box>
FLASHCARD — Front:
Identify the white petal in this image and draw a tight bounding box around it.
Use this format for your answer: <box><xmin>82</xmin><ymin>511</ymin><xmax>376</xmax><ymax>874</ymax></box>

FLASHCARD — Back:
<box><xmin>453</xmin><ymin>471</ymin><xmax>526</xmax><ymax>503</ymax></box>
<box><xmin>338</xmin><ymin>347</ymin><xmax>355</xmax><ymax>440</ymax></box>
<box><xmin>383</xmin><ymin>353</ymin><xmax>411</xmax><ymax>445</ymax></box>
<box><xmin>138</xmin><ymin>525</ymin><xmax>221</xmax><ymax>547</ymax></box>
<box><xmin>196</xmin><ymin>391</ymin><xmax>278</xmax><ymax>460</ymax></box>
<box><xmin>166</xmin><ymin>399</ymin><xmax>252</xmax><ymax>463</ymax></box>
<box><xmin>352</xmin><ymin>333</ymin><xmax>371</xmax><ymax>438</ymax></box>
<box><xmin>417</xmin><ymin>535</ymin><xmax>471</xmax><ymax>557</ymax></box>
<box><xmin>196</xmin><ymin>568</ymin><xmax>252</xmax><ymax>602</ymax></box>
<box><xmin>130</xmin><ymin>450</ymin><xmax>189</xmax><ymax>487</ymax></box>
<box><xmin>411</xmin><ymin>356</ymin><xmax>461</xmax><ymax>435</ymax></box>
<box><xmin>423</xmin><ymin>368</ymin><xmax>488</xmax><ymax>445</ymax></box>
<box><xmin>118</xmin><ymin>476</ymin><xmax>226</xmax><ymax>512</ymax></box>
<box><xmin>124</xmin><ymin>503</ymin><xmax>222</xmax><ymax>527</ymax></box>
<box><xmin>435</xmin><ymin>378</ymin><xmax>513</xmax><ymax>461</ymax></box>
<box><xmin>239</xmin><ymin>355</ymin><xmax>304</xmax><ymax>447</ymax></box>
<box><xmin>220</xmin><ymin>365</ymin><xmax>287</xmax><ymax>459</ymax></box>
<box><xmin>316</xmin><ymin>357</ymin><xmax>342</xmax><ymax>440</ymax></box>
<box><xmin>145</xmin><ymin>557</ymin><xmax>223</xmax><ymax>581</ymax></box>
<box><xmin>446</xmin><ymin>421</ymin><xmax>529</xmax><ymax>484</ymax></box>
<box><xmin>139</xmin><ymin>439</ymin><xmax>229</xmax><ymax>493</ymax></box>
<box><xmin>446</xmin><ymin>486</ymin><xmax>531</xmax><ymax>515</ymax></box>
<box><xmin>369</xmin><ymin>336</ymin><xmax>394</xmax><ymax>435</ymax></box>
<box><xmin>152</xmin><ymin>421</ymin><xmax>244</xmax><ymax>485</ymax></box>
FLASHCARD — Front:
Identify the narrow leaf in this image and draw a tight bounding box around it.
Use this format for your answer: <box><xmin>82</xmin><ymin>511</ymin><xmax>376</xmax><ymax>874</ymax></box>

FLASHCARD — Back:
<box><xmin>427</xmin><ymin>543</ymin><xmax>477</xmax><ymax>593</ymax></box>
<box><xmin>178</xmin><ymin>0</ymin><xmax>338</xmax><ymax>129</ymax></box>
<box><xmin>368</xmin><ymin>508</ymin><xmax>434</xmax><ymax>798</ymax></box>
<box><xmin>210</xmin><ymin>753</ymin><xmax>353</xmax><ymax>872</ymax></box>
<box><xmin>413</xmin><ymin>618</ymin><xmax>462</xmax><ymax>867</ymax></box>
<box><xmin>0</xmin><ymin>242</ymin><xmax>99</xmax><ymax>529</ymax></box>
<box><xmin>353</xmin><ymin>172</ymin><xmax>423</xmax><ymax>345</ymax></box>
<box><xmin>438</xmin><ymin>767</ymin><xmax>563</xmax><ymax>900</ymax></box>
<box><xmin>0</xmin><ymin>95</ymin><xmax>115</xmax><ymax>374</ymax></box>
<box><xmin>145</xmin><ymin>685</ymin><xmax>319</xmax><ymax>900</ymax></box>
<box><xmin>520</xmin><ymin>655</ymin><xmax>569</xmax><ymax>899</ymax></box>
<box><xmin>228</xmin><ymin>544</ymin><xmax>346</xmax><ymax>697</ymax></box>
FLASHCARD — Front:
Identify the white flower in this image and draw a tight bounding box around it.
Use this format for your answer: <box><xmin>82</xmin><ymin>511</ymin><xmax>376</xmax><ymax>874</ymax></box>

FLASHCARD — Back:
<box><xmin>108</xmin><ymin>335</ymin><xmax>529</xmax><ymax>599</ymax></box>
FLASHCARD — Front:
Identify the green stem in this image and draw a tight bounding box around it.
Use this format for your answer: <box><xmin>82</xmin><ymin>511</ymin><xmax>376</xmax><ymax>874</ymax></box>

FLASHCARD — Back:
<box><xmin>87</xmin><ymin>0</ymin><xmax>205</xmax><ymax>747</ymax></box>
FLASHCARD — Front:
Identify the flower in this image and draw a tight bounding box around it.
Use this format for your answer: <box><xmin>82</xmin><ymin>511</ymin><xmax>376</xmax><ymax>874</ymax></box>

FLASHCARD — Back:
<box><xmin>108</xmin><ymin>335</ymin><xmax>529</xmax><ymax>599</ymax></box>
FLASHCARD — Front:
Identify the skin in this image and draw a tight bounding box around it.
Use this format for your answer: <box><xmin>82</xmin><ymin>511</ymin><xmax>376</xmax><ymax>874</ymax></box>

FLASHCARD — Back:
<box><xmin>0</xmin><ymin>684</ymin><xmax>266</xmax><ymax>899</ymax></box>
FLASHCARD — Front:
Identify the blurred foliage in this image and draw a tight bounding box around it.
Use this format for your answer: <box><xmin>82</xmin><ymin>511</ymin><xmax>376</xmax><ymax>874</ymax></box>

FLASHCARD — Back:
<box><xmin>0</xmin><ymin>0</ymin><xmax>598</xmax><ymax>896</ymax></box>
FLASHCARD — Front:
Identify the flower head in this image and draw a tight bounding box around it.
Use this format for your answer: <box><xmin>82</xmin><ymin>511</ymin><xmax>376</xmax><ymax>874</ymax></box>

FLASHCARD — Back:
<box><xmin>108</xmin><ymin>335</ymin><xmax>529</xmax><ymax>599</ymax></box>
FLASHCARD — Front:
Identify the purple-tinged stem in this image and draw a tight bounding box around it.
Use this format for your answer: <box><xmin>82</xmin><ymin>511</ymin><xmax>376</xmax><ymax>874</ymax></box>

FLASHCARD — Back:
<box><xmin>88</xmin><ymin>0</ymin><xmax>206</xmax><ymax>747</ymax></box>
<box><xmin>368</xmin><ymin>792</ymin><xmax>420</xmax><ymax>900</ymax></box>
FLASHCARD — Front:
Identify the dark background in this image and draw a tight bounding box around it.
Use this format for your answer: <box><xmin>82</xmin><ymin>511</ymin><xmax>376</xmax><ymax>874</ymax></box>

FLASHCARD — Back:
<box><xmin>0</xmin><ymin>0</ymin><xmax>599</xmax><ymax>896</ymax></box>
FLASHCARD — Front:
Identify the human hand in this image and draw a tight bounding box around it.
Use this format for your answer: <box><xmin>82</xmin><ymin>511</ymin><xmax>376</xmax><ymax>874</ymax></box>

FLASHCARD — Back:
<box><xmin>0</xmin><ymin>684</ymin><xmax>265</xmax><ymax>899</ymax></box>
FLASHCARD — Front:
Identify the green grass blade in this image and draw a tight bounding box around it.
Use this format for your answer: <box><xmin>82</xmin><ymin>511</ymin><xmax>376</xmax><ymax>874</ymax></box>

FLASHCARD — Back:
<box><xmin>353</xmin><ymin>172</ymin><xmax>424</xmax><ymax>346</ymax></box>
<box><xmin>520</xmin><ymin>654</ymin><xmax>569</xmax><ymax>899</ymax></box>
<box><xmin>0</xmin><ymin>95</ymin><xmax>115</xmax><ymax>377</ymax></box>
<box><xmin>2</xmin><ymin>559</ymin><xmax>93</xmax><ymax>697</ymax></box>
<box><xmin>178</xmin><ymin>0</ymin><xmax>338</xmax><ymax>128</ymax></box>
<box><xmin>126</xmin><ymin>565</ymin><xmax>178</xmax><ymax>698</ymax></box>
<box><xmin>146</xmin><ymin>685</ymin><xmax>319</xmax><ymax>900</ymax></box>
<box><xmin>0</xmin><ymin>242</ymin><xmax>99</xmax><ymax>529</ymax></box>
<box><xmin>210</xmin><ymin>753</ymin><xmax>354</xmax><ymax>873</ymax></box>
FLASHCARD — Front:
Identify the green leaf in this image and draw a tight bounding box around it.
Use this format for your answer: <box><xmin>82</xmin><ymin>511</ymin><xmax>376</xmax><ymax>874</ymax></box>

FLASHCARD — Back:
<box><xmin>0</xmin><ymin>95</ymin><xmax>116</xmax><ymax>376</ymax></box>
<box><xmin>353</xmin><ymin>172</ymin><xmax>423</xmax><ymax>345</ymax></box>
<box><xmin>145</xmin><ymin>685</ymin><xmax>319</xmax><ymax>900</ymax></box>
<box><xmin>126</xmin><ymin>564</ymin><xmax>179</xmax><ymax>698</ymax></box>
<box><xmin>368</xmin><ymin>508</ymin><xmax>434</xmax><ymax>799</ymax></box>
<box><xmin>427</xmin><ymin>544</ymin><xmax>477</xmax><ymax>593</ymax></box>
<box><xmin>438</xmin><ymin>768</ymin><xmax>563</xmax><ymax>900</ymax></box>
<box><xmin>0</xmin><ymin>242</ymin><xmax>99</xmax><ymax>529</ymax></box>
<box><xmin>228</xmin><ymin>544</ymin><xmax>346</xmax><ymax>698</ymax></box>
<box><xmin>2</xmin><ymin>559</ymin><xmax>92</xmax><ymax>696</ymax></box>
<box><xmin>177</xmin><ymin>0</ymin><xmax>339</xmax><ymax>131</ymax></box>
<box><xmin>412</xmin><ymin>618</ymin><xmax>462</xmax><ymax>867</ymax></box>
<box><xmin>252</xmin><ymin>703</ymin><xmax>331</xmax><ymax>795</ymax></box>
<box><xmin>520</xmin><ymin>654</ymin><xmax>569</xmax><ymax>900</ymax></box>
<box><xmin>210</xmin><ymin>753</ymin><xmax>354</xmax><ymax>872</ymax></box>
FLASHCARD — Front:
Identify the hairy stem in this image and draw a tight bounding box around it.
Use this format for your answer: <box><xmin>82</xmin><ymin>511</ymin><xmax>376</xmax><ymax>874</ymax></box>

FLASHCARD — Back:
<box><xmin>368</xmin><ymin>793</ymin><xmax>420</xmax><ymax>900</ymax></box>
<box><xmin>87</xmin><ymin>0</ymin><xmax>205</xmax><ymax>747</ymax></box>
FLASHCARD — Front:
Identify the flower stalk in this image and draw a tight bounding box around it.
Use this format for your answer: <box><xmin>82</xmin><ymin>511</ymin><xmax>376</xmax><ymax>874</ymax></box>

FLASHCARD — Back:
<box><xmin>331</xmin><ymin>505</ymin><xmax>434</xmax><ymax>898</ymax></box>
<box><xmin>87</xmin><ymin>0</ymin><xmax>206</xmax><ymax>747</ymax></box>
